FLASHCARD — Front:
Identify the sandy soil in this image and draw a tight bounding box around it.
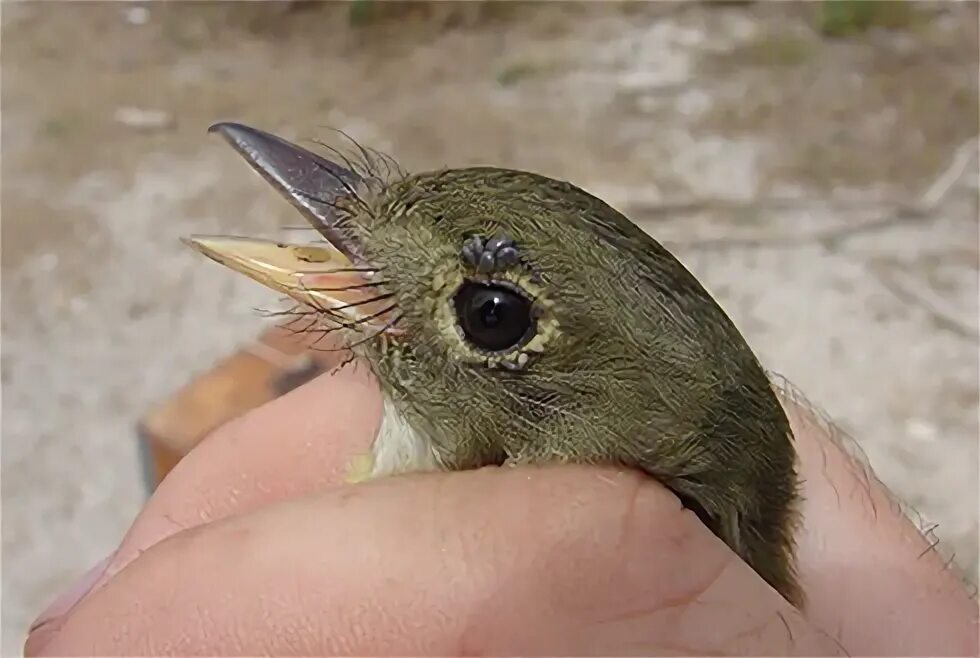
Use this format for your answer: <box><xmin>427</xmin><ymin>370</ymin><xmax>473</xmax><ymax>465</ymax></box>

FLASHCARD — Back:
<box><xmin>2</xmin><ymin>2</ymin><xmax>977</xmax><ymax>653</ymax></box>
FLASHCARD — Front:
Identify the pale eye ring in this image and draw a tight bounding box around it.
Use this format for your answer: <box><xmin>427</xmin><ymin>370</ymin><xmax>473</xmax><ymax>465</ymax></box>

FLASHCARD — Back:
<box><xmin>453</xmin><ymin>281</ymin><xmax>535</xmax><ymax>352</ymax></box>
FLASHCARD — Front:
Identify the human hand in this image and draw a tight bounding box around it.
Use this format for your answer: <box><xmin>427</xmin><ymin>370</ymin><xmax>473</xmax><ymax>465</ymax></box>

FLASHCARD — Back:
<box><xmin>25</xmin><ymin>359</ymin><xmax>978</xmax><ymax>655</ymax></box>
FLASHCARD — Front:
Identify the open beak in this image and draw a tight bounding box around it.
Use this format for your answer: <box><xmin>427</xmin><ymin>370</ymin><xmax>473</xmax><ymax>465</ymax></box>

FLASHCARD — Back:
<box><xmin>183</xmin><ymin>123</ymin><xmax>396</xmax><ymax>332</ymax></box>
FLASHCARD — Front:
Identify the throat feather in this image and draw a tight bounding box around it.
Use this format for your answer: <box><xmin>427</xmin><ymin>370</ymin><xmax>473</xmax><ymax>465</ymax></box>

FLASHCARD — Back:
<box><xmin>358</xmin><ymin>395</ymin><xmax>443</xmax><ymax>480</ymax></box>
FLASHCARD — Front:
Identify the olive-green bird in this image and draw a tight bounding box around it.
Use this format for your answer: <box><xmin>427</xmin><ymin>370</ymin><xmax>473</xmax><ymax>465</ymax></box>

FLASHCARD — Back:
<box><xmin>185</xmin><ymin>123</ymin><xmax>803</xmax><ymax>608</ymax></box>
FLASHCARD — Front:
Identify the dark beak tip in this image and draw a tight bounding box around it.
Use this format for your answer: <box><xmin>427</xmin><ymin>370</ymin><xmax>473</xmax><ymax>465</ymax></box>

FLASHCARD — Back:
<box><xmin>206</xmin><ymin>121</ymin><xmax>241</xmax><ymax>139</ymax></box>
<box><xmin>204</xmin><ymin>120</ymin><xmax>366</xmax><ymax>264</ymax></box>
<box><xmin>207</xmin><ymin>120</ymin><xmax>253</xmax><ymax>136</ymax></box>
<box><xmin>206</xmin><ymin>121</ymin><xmax>274</xmax><ymax>155</ymax></box>
<box><xmin>206</xmin><ymin>121</ymin><xmax>304</xmax><ymax>180</ymax></box>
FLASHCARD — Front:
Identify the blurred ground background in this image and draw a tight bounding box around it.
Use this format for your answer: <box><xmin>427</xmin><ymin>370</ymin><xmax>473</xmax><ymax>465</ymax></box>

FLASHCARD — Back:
<box><xmin>2</xmin><ymin>1</ymin><xmax>978</xmax><ymax>653</ymax></box>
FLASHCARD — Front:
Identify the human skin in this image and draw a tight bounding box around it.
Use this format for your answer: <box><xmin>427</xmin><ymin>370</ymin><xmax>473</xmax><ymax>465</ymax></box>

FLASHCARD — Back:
<box><xmin>25</xmin><ymin>357</ymin><xmax>979</xmax><ymax>656</ymax></box>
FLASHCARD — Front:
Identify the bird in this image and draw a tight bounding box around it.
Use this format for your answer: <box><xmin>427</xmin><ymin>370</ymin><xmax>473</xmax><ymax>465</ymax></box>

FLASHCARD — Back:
<box><xmin>185</xmin><ymin>122</ymin><xmax>803</xmax><ymax>608</ymax></box>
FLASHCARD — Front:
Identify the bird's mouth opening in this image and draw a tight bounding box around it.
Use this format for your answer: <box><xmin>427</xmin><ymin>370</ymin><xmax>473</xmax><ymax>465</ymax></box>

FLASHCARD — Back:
<box><xmin>183</xmin><ymin>122</ymin><xmax>399</xmax><ymax>335</ymax></box>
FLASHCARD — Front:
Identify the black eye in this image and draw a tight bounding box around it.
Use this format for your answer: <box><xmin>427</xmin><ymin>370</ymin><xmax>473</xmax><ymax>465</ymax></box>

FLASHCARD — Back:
<box><xmin>453</xmin><ymin>281</ymin><xmax>534</xmax><ymax>352</ymax></box>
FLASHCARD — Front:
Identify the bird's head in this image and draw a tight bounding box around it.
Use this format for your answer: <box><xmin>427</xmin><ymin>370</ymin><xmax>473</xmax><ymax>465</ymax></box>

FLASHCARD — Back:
<box><xmin>187</xmin><ymin>123</ymin><xmax>802</xmax><ymax>607</ymax></box>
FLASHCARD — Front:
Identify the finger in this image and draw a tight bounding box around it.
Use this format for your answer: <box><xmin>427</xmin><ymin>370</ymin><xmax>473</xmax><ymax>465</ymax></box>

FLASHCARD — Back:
<box><xmin>782</xmin><ymin>394</ymin><xmax>979</xmax><ymax>656</ymax></box>
<box><xmin>25</xmin><ymin>356</ymin><xmax>384</xmax><ymax>650</ymax></box>
<box><xmin>99</xmin><ymin>361</ymin><xmax>382</xmax><ymax>603</ymax></box>
<box><xmin>32</xmin><ymin>466</ymin><xmax>842</xmax><ymax>657</ymax></box>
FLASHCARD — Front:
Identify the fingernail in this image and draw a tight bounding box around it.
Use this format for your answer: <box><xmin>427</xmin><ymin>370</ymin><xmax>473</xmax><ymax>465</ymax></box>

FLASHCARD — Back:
<box><xmin>29</xmin><ymin>555</ymin><xmax>113</xmax><ymax>632</ymax></box>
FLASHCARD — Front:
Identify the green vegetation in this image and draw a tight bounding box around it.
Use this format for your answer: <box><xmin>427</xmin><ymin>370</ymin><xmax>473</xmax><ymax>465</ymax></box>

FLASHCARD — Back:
<box><xmin>818</xmin><ymin>0</ymin><xmax>921</xmax><ymax>37</ymax></box>
<box><xmin>42</xmin><ymin>118</ymin><xmax>70</xmax><ymax>140</ymax></box>
<box><xmin>496</xmin><ymin>62</ymin><xmax>539</xmax><ymax>87</ymax></box>
<box><xmin>348</xmin><ymin>0</ymin><xmax>374</xmax><ymax>27</ymax></box>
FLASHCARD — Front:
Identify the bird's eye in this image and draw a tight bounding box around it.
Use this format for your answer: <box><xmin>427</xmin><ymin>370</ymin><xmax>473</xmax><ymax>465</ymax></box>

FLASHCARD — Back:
<box><xmin>453</xmin><ymin>281</ymin><xmax>534</xmax><ymax>352</ymax></box>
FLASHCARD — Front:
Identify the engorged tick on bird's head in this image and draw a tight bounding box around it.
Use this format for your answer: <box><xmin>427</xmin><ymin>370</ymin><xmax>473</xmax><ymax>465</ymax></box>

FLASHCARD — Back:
<box><xmin>185</xmin><ymin>122</ymin><xmax>804</xmax><ymax>608</ymax></box>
